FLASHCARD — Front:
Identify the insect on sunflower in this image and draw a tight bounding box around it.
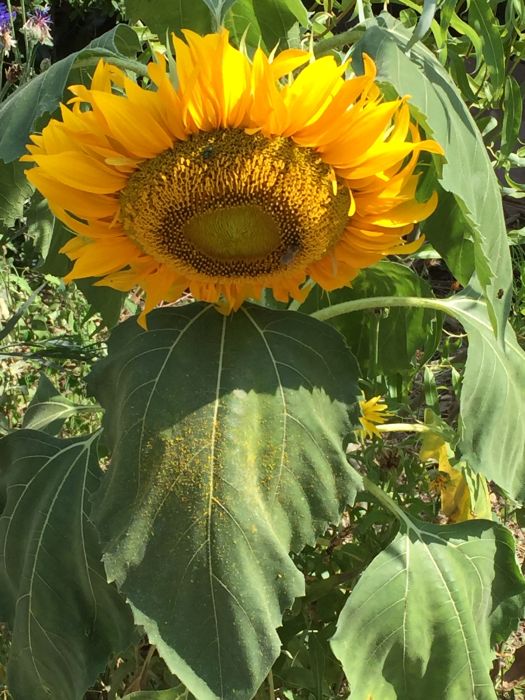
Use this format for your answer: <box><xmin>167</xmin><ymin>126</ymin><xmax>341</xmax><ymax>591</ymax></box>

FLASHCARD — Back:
<box><xmin>22</xmin><ymin>29</ymin><xmax>444</xmax><ymax>326</ymax></box>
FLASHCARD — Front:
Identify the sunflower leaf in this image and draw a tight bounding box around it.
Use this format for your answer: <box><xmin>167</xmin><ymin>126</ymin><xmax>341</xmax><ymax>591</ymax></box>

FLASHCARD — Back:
<box><xmin>440</xmin><ymin>292</ymin><xmax>525</xmax><ymax>503</ymax></box>
<box><xmin>0</xmin><ymin>430</ymin><xmax>135</xmax><ymax>700</ymax></box>
<box><xmin>122</xmin><ymin>0</ymin><xmax>213</xmax><ymax>38</ymax></box>
<box><xmin>89</xmin><ymin>302</ymin><xmax>362</xmax><ymax>700</ymax></box>
<box><xmin>354</xmin><ymin>18</ymin><xmax>512</xmax><ymax>336</ymax></box>
<box><xmin>0</xmin><ymin>160</ymin><xmax>33</xmax><ymax>227</ymax></box>
<box><xmin>331</xmin><ymin>514</ymin><xmax>525</xmax><ymax>700</ymax></box>
<box><xmin>226</xmin><ymin>0</ymin><xmax>309</xmax><ymax>49</ymax></box>
<box><xmin>0</xmin><ymin>25</ymin><xmax>141</xmax><ymax>164</ymax></box>
<box><xmin>22</xmin><ymin>373</ymin><xmax>78</xmax><ymax>434</ymax></box>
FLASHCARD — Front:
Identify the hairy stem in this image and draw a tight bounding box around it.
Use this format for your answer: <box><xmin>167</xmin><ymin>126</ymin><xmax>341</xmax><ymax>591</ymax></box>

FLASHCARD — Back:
<box><xmin>310</xmin><ymin>295</ymin><xmax>446</xmax><ymax>322</ymax></box>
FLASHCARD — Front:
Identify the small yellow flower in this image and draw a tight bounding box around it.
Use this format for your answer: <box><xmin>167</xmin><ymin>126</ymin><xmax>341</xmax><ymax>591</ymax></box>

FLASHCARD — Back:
<box><xmin>22</xmin><ymin>29</ymin><xmax>443</xmax><ymax>326</ymax></box>
<box><xmin>358</xmin><ymin>396</ymin><xmax>392</xmax><ymax>439</ymax></box>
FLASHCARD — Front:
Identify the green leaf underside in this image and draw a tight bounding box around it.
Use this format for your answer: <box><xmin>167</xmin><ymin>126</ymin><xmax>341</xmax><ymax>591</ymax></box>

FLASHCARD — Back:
<box><xmin>22</xmin><ymin>374</ymin><xmax>78</xmax><ymax>434</ymax></box>
<box><xmin>225</xmin><ymin>0</ymin><xmax>308</xmax><ymax>49</ymax></box>
<box><xmin>0</xmin><ymin>160</ymin><xmax>34</xmax><ymax>227</ymax></box>
<box><xmin>299</xmin><ymin>262</ymin><xmax>442</xmax><ymax>376</ymax></box>
<box><xmin>89</xmin><ymin>303</ymin><xmax>362</xmax><ymax>700</ymax></box>
<box><xmin>354</xmin><ymin>19</ymin><xmax>512</xmax><ymax>334</ymax></box>
<box><xmin>0</xmin><ymin>25</ymin><xmax>140</xmax><ymax>164</ymax></box>
<box><xmin>332</xmin><ymin>517</ymin><xmax>525</xmax><ymax>700</ymax></box>
<box><xmin>123</xmin><ymin>0</ymin><xmax>307</xmax><ymax>49</ymax></box>
<box><xmin>123</xmin><ymin>0</ymin><xmax>212</xmax><ymax>38</ymax></box>
<box><xmin>442</xmin><ymin>294</ymin><xmax>525</xmax><ymax>503</ymax></box>
<box><xmin>0</xmin><ymin>431</ymin><xmax>134</xmax><ymax>700</ymax></box>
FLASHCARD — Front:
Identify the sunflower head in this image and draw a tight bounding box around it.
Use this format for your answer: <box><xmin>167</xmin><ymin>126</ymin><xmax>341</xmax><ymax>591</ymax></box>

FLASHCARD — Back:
<box><xmin>22</xmin><ymin>29</ymin><xmax>443</xmax><ymax>326</ymax></box>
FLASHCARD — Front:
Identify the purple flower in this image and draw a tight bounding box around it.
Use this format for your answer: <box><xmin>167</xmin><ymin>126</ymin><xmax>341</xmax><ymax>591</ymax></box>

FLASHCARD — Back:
<box><xmin>22</xmin><ymin>5</ymin><xmax>53</xmax><ymax>46</ymax></box>
<box><xmin>0</xmin><ymin>2</ymin><xmax>16</xmax><ymax>55</ymax></box>
<box><xmin>0</xmin><ymin>2</ymin><xmax>15</xmax><ymax>32</ymax></box>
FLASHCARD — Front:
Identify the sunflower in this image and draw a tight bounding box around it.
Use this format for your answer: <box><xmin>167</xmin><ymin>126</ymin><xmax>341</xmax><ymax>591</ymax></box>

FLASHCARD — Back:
<box><xmin>358</xmin><ymin>396</ymin><xmax>393</xmax><ymax>439</ymax></box>
<box><xmin>22</xmin><ymin>29</ymin><xmax>443</xmax><ymax>325</ymax></box>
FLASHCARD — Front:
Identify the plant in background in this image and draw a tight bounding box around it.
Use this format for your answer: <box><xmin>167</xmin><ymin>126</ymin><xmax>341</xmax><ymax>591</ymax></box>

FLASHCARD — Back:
<box><xmin>0</xmin><ymin>2</ymin><xmax>16</xmax><ymax>57</ymax></box>
<box><xmin>21</xmin><ymin>5</ymin><xmax>53</xmax><ymax>46</ymax></box>
<box><xmin>0</xmin><ymin>1</ymin><xmax>524</xmax><ymax>700</ymax></box>
<box><xmin>0</xmin><ymin>1</ymin><xmax>52</xmax><ymax>99</ymax></box>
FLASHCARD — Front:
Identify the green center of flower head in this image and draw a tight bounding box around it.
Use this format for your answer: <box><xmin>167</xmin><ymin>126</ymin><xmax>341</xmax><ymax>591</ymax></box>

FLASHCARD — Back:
<box><xmin>119</xmin><ymin>129</ymin><xmax>351</xmax><ymax>279</ymax></box>
<box><xmin>183</xmin><ymin>206</ymin><xmax>281</xmax><ymax>259</ymax></box>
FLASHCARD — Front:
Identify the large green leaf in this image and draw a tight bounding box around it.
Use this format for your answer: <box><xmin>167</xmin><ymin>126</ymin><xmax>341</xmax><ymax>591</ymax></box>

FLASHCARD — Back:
<box><xmin>0</xmin><ymin>25</ymin><xmax>141</xmax><ymax>163</ymax></box>
<box><xmin>21</xmin><ymin>374</ymin><xmax>98</xmax><ymax>435</ymax></box>
<box><xmin>123</xmin><ymin>0</ymin><xmax>212</xmax><ymax>38</ymax></box>
<box><xmin>441</xmin><ymin>293</ymin><xmax>525</xmax><ymax>503</ymax></box>
<box><xmin>89</xmin><ymin>303</ymin><xmax>362</xmax><ymax>700</ymax></box>
<box><xmin>0</xmin><ymin>160</ymin><xmax>33</xmax><ymax>227</ymax></box>
<box><xmin>422</xmin><ymin>188</ymin><xmax>475</xmax><ymax>286</ymax></box>
<box><xmin>332</xmin><ymin>515</ymin><xmax>525</xmax><ymax>700</ymax></box>
<box><xmin>0</xmin><ymin>431</ymin><xmax>134</xmax><ymax>700</ymax></box>
<box><xmin>299</xmin><ymin>262</ymin><xmax>441</xmax><ymax>377</ymax></box>
<box><xmin>353</xmin><ymin>17</ymin><xmax>512</xmax><ymax>335</ymax></box>
<box><xmin>225</xmin><ymin>0</ymin><xmax>308</xmax><ymax>49</ymax></box>
<box><xmin>467</xmin><ymin>0</ymin><xmax>505</xmax><ymax>97</ymax></box>
<box><xmin>123</xmin><ymin>0</ymin><xmax>307</xmax><ymax>49</ymax></box>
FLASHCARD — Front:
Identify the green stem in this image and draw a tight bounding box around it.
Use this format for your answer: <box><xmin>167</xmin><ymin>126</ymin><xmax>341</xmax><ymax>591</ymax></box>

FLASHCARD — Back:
<box><xmin>313</xmin><ymin>27</ymin><xmax>365</xmax><ymax>56</ymax></box>
<box><xmin>20</xmin><ymin>0</ymin><xmax>29</xmax><ymax>64</ymax></box>
<box><xmin>356</xmin><ymin>0</ymin><xmax>366</xmax><ymax>23</ymax></box>
<box><xmin>73</xmin><ymin>55</ymin><xmax>149</xmax><ymax>77</ymax></box>
<box><xmin>362</xmin><ymin>476</ymin><xmax>413</xmax><ymax>530</ymax></box>
<box><xmin>5</xmin><ymin>0</ymin><xmax>21</xmax><ymax>64</ymax></box>
<box><xmin>310</xmin><ymin>295</ymin><xmax>446</xmax><ymax>322</ymax></box>
<box><xmin>22</xmin><ymin>41</ymin><xmax>35</xmax><ymax>84</ymax></box>
<box><xmin>267</xmin><ymin>670</ymin><xmax>275</xmax><ymax>700</ymax></box>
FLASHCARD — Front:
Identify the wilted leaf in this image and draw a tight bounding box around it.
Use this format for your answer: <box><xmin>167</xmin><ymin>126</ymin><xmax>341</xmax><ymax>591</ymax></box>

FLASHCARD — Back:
<box><xmin>423</xmin><ymin>436</ymin><xmax>473</xmax><ymax>523</ymax></box>
<box><xmin>503</xmin><ymin>645</ymin><xmax>525</xmax><ymax>686</ymax></box>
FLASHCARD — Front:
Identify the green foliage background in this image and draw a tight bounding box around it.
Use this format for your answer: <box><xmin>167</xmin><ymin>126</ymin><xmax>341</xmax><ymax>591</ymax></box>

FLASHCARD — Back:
<box><xmin>0</xmin><ymin>0</ymin><xmax>524</xmax><ymax>699</ymax></box>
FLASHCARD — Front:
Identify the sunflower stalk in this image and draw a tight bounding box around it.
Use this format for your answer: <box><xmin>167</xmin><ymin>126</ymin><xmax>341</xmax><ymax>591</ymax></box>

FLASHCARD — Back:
<box><xmin>310</xmin><ymin>295</ymin><xmax>447</xmax><ymax>321</ymax></box>
<box><xmin>313</xmin><ymin>27</ymin><xmax>365</xmax><ymax>56</ymax></box>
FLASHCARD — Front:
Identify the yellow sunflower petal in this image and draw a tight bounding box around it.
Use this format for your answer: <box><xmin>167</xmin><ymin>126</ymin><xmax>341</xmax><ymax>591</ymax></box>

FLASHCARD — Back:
<box><xmin>22</xmin><ymin>29</ymin><xmax>442</xmax><ymax>322</ymax></box>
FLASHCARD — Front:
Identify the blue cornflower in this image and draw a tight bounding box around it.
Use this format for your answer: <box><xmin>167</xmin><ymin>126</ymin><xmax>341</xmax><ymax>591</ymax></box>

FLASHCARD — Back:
<box><xmin>0</xmin><ymin>2</ymin><xmax>15</xmax><ymax>32</ymax></box>
<box><xmin>22</xmin><ymin>5</ymin><xmax>53</xmax><ymax>45</ymax></box>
